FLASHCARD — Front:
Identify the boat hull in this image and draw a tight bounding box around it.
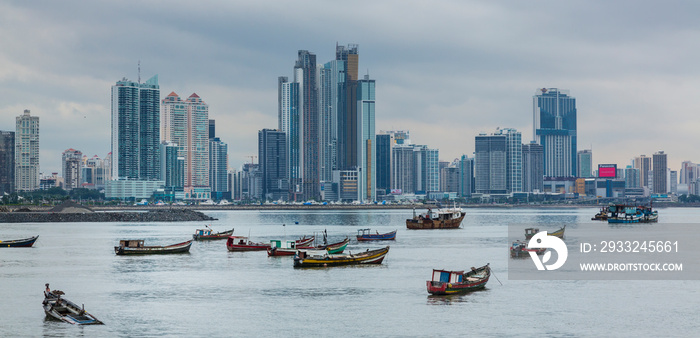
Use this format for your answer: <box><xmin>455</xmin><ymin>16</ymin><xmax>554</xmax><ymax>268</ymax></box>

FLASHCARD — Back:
<box><xmin>269</xmin><ymin>238</ymin><xmax>350</xmax><ymax>256</ymax></box>
<box><xmin>114</xmin><ymin>240</ymin><xmax>192</xmax><ymax>255</ymax></box>
<box><xmin>0</xmin><ymin>235</ymin><xmax>39</xmax><ymax>247</ymax></box>
<box><xmin>427</xmin><ymin>265</ymin><xmax>490</xmax><ymax>295</ymax></box>
<box><xmin>43</xmin><ymin>293</ymin><xmax>103</xmax><ymax>325</ymax></box>
<box><xmin>406</xmin><ymin>213</ymin><xmax>465</xmax><ymax>229</ymax></box>
<box><xmin>193</xmin><ymin>229</ymin><xmax>234</xmax><ymax>241</ymax></box>
<box><xmin>356</xmin><ymin>230</ymin><xmax>397</xmax><ymax>241</ymax></box>
<box><xmin>294</xmin><ymin>246</ymin><xmax>390</xmax><ymax>267</ymax></box>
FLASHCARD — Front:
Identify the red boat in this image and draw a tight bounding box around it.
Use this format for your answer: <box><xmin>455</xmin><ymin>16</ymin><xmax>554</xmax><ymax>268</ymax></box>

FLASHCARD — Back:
<box><xmin>427</xmin><ymin>264</ymin><xmax>490</xmax><ymax>295</ymax></box>
<box><xmin>226</xmin><ymin>236</ymin><xmax>269</xmax><ymax>251</ymax></box>
<box><xmin>228</xmin><ymin>235</ymin><xmax>314</xmax><ymax>252</ymax></box>
<box><xmin>510</xmin><ymin>240</ymin><xmax>545</xmax><ymax>258</ymax></box>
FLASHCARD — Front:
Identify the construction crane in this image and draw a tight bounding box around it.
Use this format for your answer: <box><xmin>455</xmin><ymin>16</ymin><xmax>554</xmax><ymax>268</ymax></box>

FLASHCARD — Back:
<box><xmin>246</xmin><ymin>155</ymin><xmax>257</xmax><ymax>165</ymax></box>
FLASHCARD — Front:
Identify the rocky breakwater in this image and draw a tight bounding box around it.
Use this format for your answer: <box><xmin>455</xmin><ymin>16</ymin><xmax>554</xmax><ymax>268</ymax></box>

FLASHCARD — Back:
<box><xmin>0</xmin><ymin>201</ymin><xmax>216</xmax><ymax>223</ymax></box>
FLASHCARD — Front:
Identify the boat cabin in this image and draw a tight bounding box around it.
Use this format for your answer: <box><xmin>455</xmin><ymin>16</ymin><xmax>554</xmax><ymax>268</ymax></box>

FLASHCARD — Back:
<box><xmin>431</xmin><ymin>269</ymin><xmax>464</xmax><ymax>283</ymax></box>
<box><xmin>270</xmin><ymin>240</ymin><xmax>296</xmax><ymax>249</ymax></box>
<box><xmin>118</xmin><ymin>240</ymin><xmax>144</xmax><ymax>248</ymax></box>
<box><xmin>226</xmin><ymin>236</ymin><xmax>249</xmax><ymax>246</ymax></box>
<box><xmin>525</xmin><ymin>228</ymin><xmax>539</xmax><ymax>237</ymax></box>
<box><xmin>194</xmin><ymin>229</ymin><xmax>212</xmax><ymax>237</ymax></box>
<box><xmin>357</xmin><ymin>228</ymin><xmax>374</xmax><ymax>236</ymax></box>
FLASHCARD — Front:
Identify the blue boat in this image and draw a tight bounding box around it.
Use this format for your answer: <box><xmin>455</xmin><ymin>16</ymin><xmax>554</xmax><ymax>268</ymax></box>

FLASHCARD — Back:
<box><xmin>0</xmin><ymin>235</ymin><xmax>39</xmax><ymax>247</ymax></box>
<box><xmin>356</xmin><ymin>229</ymin><xmax>397</xmax><ymax>241</ymax></box>
<box><xmin>607</xmin><ymin>204</ymin><xmax>658</xmax><ymax>223</ymax></box>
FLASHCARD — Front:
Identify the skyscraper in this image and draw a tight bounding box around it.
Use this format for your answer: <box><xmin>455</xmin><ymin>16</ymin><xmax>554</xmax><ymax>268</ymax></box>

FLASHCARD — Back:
<box><xmin>336</xmin><ymin>44</ymin><xmax>359</xmax><ymax>172</ymax></box>
<box><xmin>278</xmin><ymin>76</ymin><xmax>300</xmax><ymax>200</ymax></box>
<box><xmin>475</xmin><ymin>133</ymin><xmax>506</xmax><ymax>194</ymax></box>
<box><xmin>62</xmin><ymin>148</ymin><xmax>82</xmax><ymax>190</ymax></box>
<box><xmin>15</xmin><ymin>109</ymin><xmax>40</xmax><ymax>191</ymax></box>
<box><xmin>209</xmin><ymin>137</ymin><xmax>228</xmax><ymax>199</ymax></box>
<box><xmin>633</xmin><ymin>155</ymin><xmax>652</xmax><ymax>189</ymax></box>
<box><xmin>375</xmin><ymin>134</ymin><xmax>391</xmax><ymax>193</ymax></box>
<box><xmin>392</xmin><ymin>145</ymin><xmax>415</xmax><ymax>194</ymax></box>
<box><xmin>522</xmin><ymin>142</ymin><xmax>544</xmax><ymax>192</ymax></box>
<box><xmin>258</xmin><ymin>129</ymin><xmax>288</xmax><ymax>201</ymax></box>
<box><xmin>111</xmin><ymin>76</ymin><xmax>160</xmax><ymax>181</ymax></box>
<box><xmin>652</xmin><ymin>151</ymin><xmax>667</xmax><ymax>194</ymax></box>
<box><xmin>533</xmin><ymin>88</ymin><xmax>577</xmax><ymax>178</ymax></box>
<box><xmin>459</xmin><ymin>155</ymin><xmax>474</xmax><ymax>198</ymax></box>
<box><xmin>357</xmin><ymin>74</ymin><xmax>376</xmax><ymax>201</ymax></box>
<box><xmin>500</xmin><ymin>128</ymin><xmax>522</xmax><ymax>193</ymax></box>
<box><xmin>577</xmin><ymin>149</ymin><xmax>593</xmax><ymax>178</ymax></box>
<box><xmin>296</xmin><ymin>50</ymin><xmax>320</xmax><ymax>201</ymax></box>
<box><xmin>161</xmin><ymin>92</ymin><xmax>210</xmax><ymax>200</ymax></box>
<box><xmin>0</xmin><ymin>131</ymin><xmax>14</xmax><ymax>194</ymax></box>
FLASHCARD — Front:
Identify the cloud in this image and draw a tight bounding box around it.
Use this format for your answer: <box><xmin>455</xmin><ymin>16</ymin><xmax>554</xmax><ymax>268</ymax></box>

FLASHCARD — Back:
<box><xmin>1</xmin><ymin>0</ymin><xmax>700</xmax><ymax>176</ymax></box>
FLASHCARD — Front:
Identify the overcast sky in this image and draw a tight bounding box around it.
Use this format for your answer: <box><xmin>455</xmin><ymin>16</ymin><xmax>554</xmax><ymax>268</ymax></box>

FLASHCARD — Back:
<box><xmin>1</xmin><ymin>1</ymin><xmax>699</xmax><ymax>175</ymax></box>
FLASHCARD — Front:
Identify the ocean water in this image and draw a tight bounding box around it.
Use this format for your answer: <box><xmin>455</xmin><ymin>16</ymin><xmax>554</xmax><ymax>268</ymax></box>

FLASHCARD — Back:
<box><xmin>1</xmin><ymin>207</ymin><xmax>698</xmax><ymax>337</ymax></box>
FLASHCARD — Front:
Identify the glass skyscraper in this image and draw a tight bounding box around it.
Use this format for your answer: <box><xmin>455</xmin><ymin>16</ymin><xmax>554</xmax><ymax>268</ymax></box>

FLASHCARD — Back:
<box><xmin>357</xmin><ymin>75</ymin><xmax>376</xmax><ymax>201</ymax></box>
<box><xmin>533</xmin><ymin>88</ymin><xmax>577</xmax><ymax>178</ymax></box>
<box><xmin>0</xmin><ymin>131</ymin><xmax>15</xmax><ymax>194</ymax></box>
<box><xmin>111</xmin><ymin>76</ymin><xmax>160</xmax><ymax>181</ymax></box>
<box><xmin>577</xmin><ymin>149</ymin><xmax>593</xmax><ymax>178</ymax></box>
<box><xmin>475</xmin><ymin>133</ymin><xmax>506</xmax><ymax>194</ymax></box>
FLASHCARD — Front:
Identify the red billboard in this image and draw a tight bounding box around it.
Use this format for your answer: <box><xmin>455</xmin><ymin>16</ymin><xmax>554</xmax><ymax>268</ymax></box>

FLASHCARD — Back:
<box><xmin>598</xmin><ymin>164</ymin><xmax>617</xmax><ymax>178</ymax></box>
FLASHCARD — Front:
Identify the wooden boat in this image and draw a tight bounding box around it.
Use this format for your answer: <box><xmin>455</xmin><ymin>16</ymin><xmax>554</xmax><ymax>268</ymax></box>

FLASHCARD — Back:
<box><xmin>295</xmin><ymin>235</ymin><xmax>315</xmax><ymax>247</ymax></box>
<box><xmin>591</xmin><ymin>207</ymin><xmax>609</xmax><ymax>221</ymax></box>
<box><xmin>406</xmin><ymin>207</ymin><xmax>465</xmax><ymax>229</ymax></box>
<box><xmin>42</xmin><ymin>284</ymin><xmax>103</xmax><ymax>325</ymax></box>
<box><xmin>524</xmin><ymin>225</ymin><xmax>565</xmax><ymax>240</ymax></box>
<box><xmin>356</xmin><ymin>229</ymin><xmax>397</xmax><ymax>241</ymax></box>
<box><xmin>510</xmin><ymin>241</ymin><xmax>545</xmax><ymax>258</ymax></box>
<box><xmin>0</xmin><ymin>235</ymin><xmax>39</xmax><ymax>247</ymax></box>
<box><xmin>114</xmin><ymin>239</ymin><xmax>192</xmax><ymax>255</ymax></box>
<box><xmin>268</xmin><ymin>237</ymin><xmax>350</xmax><ymax>256</ymax></box>
<box><xmin>193</xmin><ymin>228</ymin><xmax>234</xmax><ymax>240</ymax></box>
<box><xmin>293</xmin><ymin>246</ymin><xmax>390</xmax><ymax>267</ymax></box>
<box><xmin>426</xmin><ymin>264</ymin><xmax>490</xmax><ymax>295</ymax></box>
<box><xmin>226</xmin><ymin>236</ymin><xmax>269</xmax><ymax>251</ymax></box>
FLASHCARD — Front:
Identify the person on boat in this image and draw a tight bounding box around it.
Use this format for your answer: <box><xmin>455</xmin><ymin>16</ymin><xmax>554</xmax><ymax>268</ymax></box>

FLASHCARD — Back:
<box><xmin>45</xmin><ymin>283</ymin><xmax>51</xmax><ymax>297</ymax></box>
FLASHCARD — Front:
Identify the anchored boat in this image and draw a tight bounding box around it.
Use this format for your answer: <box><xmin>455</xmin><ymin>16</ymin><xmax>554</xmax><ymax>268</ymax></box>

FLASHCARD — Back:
<box><xmin>427</xmin><ymin>264</ymin><xmax>491</xmax><ymax>295</ymax></box>
<box><xmin>406</xmin><ymin>207</ymin><xmax>465</xmax><ymax>229</ymax></box>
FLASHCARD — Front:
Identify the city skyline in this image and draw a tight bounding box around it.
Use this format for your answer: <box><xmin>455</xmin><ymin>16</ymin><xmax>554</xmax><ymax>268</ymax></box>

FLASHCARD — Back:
<box><xmin>1</xmin><ymin>2</ymin><xmax>699</xmax><ymax>175</ymax></box>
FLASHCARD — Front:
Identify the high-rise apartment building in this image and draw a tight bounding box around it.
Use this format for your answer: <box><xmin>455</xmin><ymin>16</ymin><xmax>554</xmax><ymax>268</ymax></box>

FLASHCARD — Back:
<box><xmin>652</xmin><ymin>151</ymin><xmax>667</xmax><ymax>194</ymax></box>
<box><xmin>577</xmin><ymin>149</ymin><xmax>593</xmax><ymax>178</ymax></box>
<box><xmin>624</xmin><ymin>166</ymin><xmax>640</xmax><ymax>189</ymax></box>
<box><xmin>522</xmin><ymin>142</ymin><xmax>544</xmax><ymax>192</ymax></box>
<box><xmin>500</xmin><ymin>128</ymin><xmax>522</xmax><ymax>192</ymax></box>
<box><xmin>633</xmin><ymin>155</ymin><xmax>652</xmax><ymax>189</ymax></box>
<box><xmin>533</xmin><ymin>88</ymin><xmax>577</xmax><ymax>178</ymax></box>
<box><xmin>258</xmin><ymin>129</ymin><xmax>288</xmax><ymax>201</ymax></box>
<box><xmin>357</xmin><ymin>75</ymin><xmax>376</xmax><ymax>201</ymax></box>
<box><xmin>475</xmin><ymin>133</ymin><xmax>506</xmax><ymax>194</ymax></box>
<box><xmin>111</xmin><ymin>76</ymin><xmax>160</xmax><ymax>181</ymax></box>
<box><xmin>459</xmin><ymin>155</ymin><xmax>474</xmax><ymax>198</ymax></box>
<box><xmin>375</xmin><ymin>134</ymin><xmax>391</xmax><ymax>193</ymax></box>
<box><xmin>278</xmin><ymin>76</ymin><xmax>300</xmax><ymax>199</ymax></box>
<box><xmin>62</xmin><ymin>148</ymin><xmax>83</xmax><ymax>190</ymax></box>
<box><xmin>15</xmin><ymin>109</ymin><xmax>40</xmax><ymax>191</ymax></box>
<box><xmin>0</xmin><ymin>131</ymin><xmax>15</xmax><ymax>194</ymax></box>
<box><xmin>161</xmin><ymin>92</ymin><xmax>210</xmax><ymax>200</ymax></box>
<box><xmin>391</xmin><ymin>145</ymin><xmax>415</xmax><ymax>194</ymax></box>
<box><xmin>209</xmin><ymin>137</ymin><xmax>228</xmax><ymax>199</ymax></box>
<box><xmin>296</xmin><ymin>50</ymin><xmax>320</xmax><ymax>201</ymax></box>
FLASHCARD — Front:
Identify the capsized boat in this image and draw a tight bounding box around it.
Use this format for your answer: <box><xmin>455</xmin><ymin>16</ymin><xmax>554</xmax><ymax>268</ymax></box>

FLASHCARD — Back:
<box><xmin>524</xmin><ymin>225</ymin><xmax>565</xmax><ymax>240</ymax></box>
<box><xmin>293</xmin><ymin>246</ymin><xmax>390</xmax><ymax>267</ymax></box>
<box><xmin>356</xmin><ymin>229</ymin><xmax>397</xmax><ymax>241</ymax></box>
<box><xmin>42</xmin><ymin>284</ymin><xmax>103</xmax><ymax>325</ymax></box>
<box><xmin>193</xmin><ymin>227</ymin><xmax>234</xmax><ymax>240</ymax></box>
<box><xmin>426</xmin><ymin>264</ymin><xmax>491</xmax><ymax>295</ymax></box>
<box><xmin>406</xmin><ymin>207</ymin><xmax>465</xmax><ymax>229</ymax></box>
<box><xmin>114</xmin><ymin>239</ymin><xmax>192</xmax><ymax>255</ymax></box>
<box><xmin>0</xmin><ymin>235</ymin><xmax>39</xmax><ymax>247</ymax></box>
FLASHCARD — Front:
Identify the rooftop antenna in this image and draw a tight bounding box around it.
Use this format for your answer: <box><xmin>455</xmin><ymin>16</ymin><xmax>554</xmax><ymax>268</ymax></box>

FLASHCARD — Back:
<box><xmin>138</xmin><ymin>60</ymin><xmax>141</xmax><ymax>84</ymax></box>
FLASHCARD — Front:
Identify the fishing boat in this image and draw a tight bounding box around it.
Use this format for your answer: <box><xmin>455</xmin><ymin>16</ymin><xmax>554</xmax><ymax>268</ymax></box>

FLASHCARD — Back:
<box><xmin>406</xmin><ymin>207</ymin><xmax>465</xmax><ymax>229</ymax></box>
<box><xmin>607</xmin><ymin>204</ymin><xmax>658</xmax><ymax>223</ymax></box>
<box><xmin>510</xmin><ymin>241</ymin><xmax>545</xmax><ymax>258</ymax></box>
<box><xmin>356</xmin><ymin>229</ymin><xmax>397</xmax><ymax>241</ymax></box>
<box><xmin>591</xmin><ymin>206</ymin><xmax>609</xmax><ymax>221</ymax></box>
<box><xmin>268</xmin><ymin>237</ymin><xmax>350</xmax><ymax>256</ymax></box>
<box><xmin>114</xmin><ymin>239</ymin><xmax>192</xmax><ymax>255</ymax></box>
<box><xmin>0</xmin><ymin>235</ymin><xmax>39</xmax><ymax>247</ymax></box>
<box><xmin>226</xmin><ymin>236</ymin><xmax>269</xmax><ymax>251</ymax></box>
<box><xmin>293</xmin><ymin>246</ymin><xmax>390</xmax><ymax>267</ymax></box>
<box><xmin>524</xmin><ymin>225</ymin><xmax>565</xmax><ymax>240</ymax></box>
<box><xmin>193</xmin><ymin>227</ymin><xmax>234</xmax><ymax>240</ymax></box>
<box><xmin>42</xmin><ymin>284</ymin><xmax>103</xmax><ymax>325</ymax></box>
<box><xmin>426</xmin><ymin>264</ymin><xmax>491</xmax><ymax>295</ymax></box>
